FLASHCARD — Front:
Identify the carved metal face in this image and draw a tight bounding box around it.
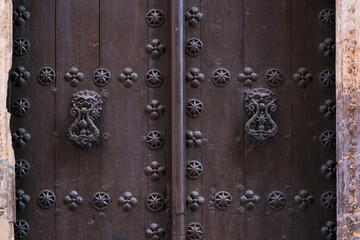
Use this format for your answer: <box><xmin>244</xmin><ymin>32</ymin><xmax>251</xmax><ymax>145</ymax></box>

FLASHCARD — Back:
<box><xmin>244</xmin><ymin>88</ymin><xmax>278</xmax><ymax>143</ymax></box>
<box><xmin>68</xmin><ymin>90</ymin><xmax>103</xmax><ymax>148</ymax></box>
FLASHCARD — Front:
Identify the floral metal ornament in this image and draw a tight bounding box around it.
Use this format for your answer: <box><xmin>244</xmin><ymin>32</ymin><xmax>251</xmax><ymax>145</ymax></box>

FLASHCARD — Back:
<box><xmin>146</xmin><ymin>9</ymin><xmax>164</xmax><ymax>28</ymax></box>
<box><xmin>11</xmin><ymin>66</ymin><xmax>30</xmax><ymax>88</ymax></box>
<box><xmin>12</xmin><ymin>98</ymin><xmax>30</xmax><ymax>117</ymax></box>
<box><xmin>145</xmin><ymin>100</ymin><xmax>165</xmax><ymax>120</ymax></box>
<box><xmin>185</xmin><ymin>38</ymin><xmax>203</xmax><ymax>56</ymax></box>
<box><xmin>319</xmin><ymin>9</ymin><xmax>335</xmax><ymax>27</ymax></box>
<box><xmin>118</xmin><ymin>192</ymin><xmax>138</xmax><ymax>212</ymax></box>
<box><xmin>320</xmin><ymin>69</ymin><xmax>335</xmax><ymax>87</ymax></box>
<box><xmin>321</xmin><ymin>191</ymin><xmax>336</xmax><ymax>209</ymax></box>
<box><xmin>292</xmin><ymin>68</ymin><xmax>313</xmax><ymax>88</ymax></box>
<box><xmin>118</xmin><ymin>68</ymin><xmax>138</xmax><ymax>88</ymax></box>
<box><xmin>64</xmin><ymin>67</ymin><xmax>85</xmax><ymax>87</ymax></box>
<box><xmin>12</xmin><ymin>128</ymin><xmax>31</xmax><ymax>148</ymax></box>
<box><xmin>185</xmin><ymin>7</ymin><xmax>204</xmax><ymax>27</ymax></box>
<box><xmin>146</xmin><ymin>69</ymin><xmax>164</xmax><ymax>88</ymax></box>
<box><xmin>145</xmin><ymin>223</ymin><xmax>165</xmax><ymax>239</ymax></box>
<box><xmin>294</xmin><ymin>190</ymin><xmax>314</xmax><ymax>210</ymax></box>
<box><xmin>186</xmin><ymin>191</ymin><xmax>205</xmax><ymax>211</ymax></box>
<box><xmin>15</xmin><ymin>159</ymin><xmax>30</xmax><ymax>178</ymax></box>
<box><xmin>320</xmin><ymin>130</ymin><xmax>336</xmax><ymax>149</ymax></box>
<box><xmin>214</xmin><ymin>191</ymin><xmax>232</xmax><ymax>210</ymax></box>
<box><xmin>185</xmin><ymin>68</ymin><xmax>205</xmax><ymax>88</ymax></box>
<box><xmin>68</xmin><ymin>90</ymin><xmax>103</xmax><ymax>149</ymax></box>
<box><xmin>13</xmin><ymin>37</ymin><xmax>30</xmax><ymax>55</ymax></box>
<box><xmin>321</xmin><ymin>160</ymin><xmax>336</xmax><ymax>180</ymax></box>
<box><xmin>37</xmin><ymin>190</ymin><xmax>56</xmax><ymax>209</ymax></box>
<box><xmin>186</xmin><ymin>222</ymin><xmax>204</xmax><ymax>240</ymax></box>
<box><xmin>319</xmin><ymin>38</ymin><xmax>335</xmax><ymax>58</ymax></box>
<box><xmin>321</xmin><ymin>221</ymin><xmax>336</xmax><ymax>240</ymax></box>
<box><xmin>146</xmin><ymin>192</ymin><xmax>165</xmax><ymax>212</ymax></box>
<box><xmin>37</xmin><ymin>67</ymin><xmax>56</xmax><ymax>86</ymax></box>
<box><xmin>244</xmin><ymin>88</ymin><xmax>278</xmax><ymax>143</ymax></box>
<box><xmin>146</xmin><ymin>130</ymin><xmax>164</xmax><ymax>150</ymax></box>
<box><xmin>265</xmin><ymin>68</ymin><xmax>284</xmax><ymax>87</ymax></box>
<box><xmin>320</xmin><ymin>99</ymin><xmax>336</xmax><ymax>119</ymax></box>
<box><xmin>16</xmin><ymin>189</ymin><xmax>30</xmax><ymax>210</ymax></box>
<box><xmin>93</xmin><ymin>68</ymin><xmax>111</xmax><ymax>87</ymax></box>
<box><xmin>14</xmin><ymin>220</ymin><xmax>30</xmax><ymax>239</ymax></box>
<box><xmin>212</xmin><ymin>67</ymin><xmax>230</xmax><ymax>87</ymax></box>
<box><xmin>240</xmin><ymin>190</ymin><xmax>260</xmax><ymax>210</ymax></box>
<box><xmin>267</xmin><ymin>191</ymin><xmax>286</xmax><ymax>210</ymax></box>
<box><xmin>186</xmin><ymin>160</ymin><xmax>203</xmax><ymax>180</ymax></box>
<box><xmin>186</xmin><ymin>99</ymin><xmax>203</xmax><ymax>118</ymax></box>
<box><xmin>238</xmin><ymin>67</ymin><xmax>258</xmax><ymax>87</ymax></box>
<box><xmin>13</xmin><ymin>5</ymin><xmax>30</xmax><ymax>25</ymax></box>
<box><xmin>146</xmin><ymin>39</ymin><xmax>166</xmax><ymax>59</ymax></box>
<box><xmin>186</xmin><ymin>130</ymin><xmax>203</xmax><ymax>148</ymax></box>
<box><xmin>144</xmin><ymin>161</ymin><xmax>165</xmax><ymax>181</ymax></box>
<box><xmin>92</xmin><ymin>192</ymin><xmax>111</xmax><ymax>211</ymax></box>
<box><xmin>63</xmin><ymin>190</ymin><xmax>84</xmax><ymax>210</ymax></box>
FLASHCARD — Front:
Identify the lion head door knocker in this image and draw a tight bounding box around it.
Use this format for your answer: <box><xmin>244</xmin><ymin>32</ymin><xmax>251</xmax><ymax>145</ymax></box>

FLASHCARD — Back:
<box><xmin>244</xmin><ymin>87</ymin><xmax>278</xmax><ymax>143</ymax></box>
<box><xmin>68</xmin><ymin>90</ymin><xmax>103</xmax><ymax>148</ymax></box>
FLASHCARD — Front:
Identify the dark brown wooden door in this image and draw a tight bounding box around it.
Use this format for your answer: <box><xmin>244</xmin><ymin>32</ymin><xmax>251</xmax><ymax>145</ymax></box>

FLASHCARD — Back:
<box><xmin>11</xmin><ymin>0</ymin><xmax>335</xmax><ymax>239</ymax></box>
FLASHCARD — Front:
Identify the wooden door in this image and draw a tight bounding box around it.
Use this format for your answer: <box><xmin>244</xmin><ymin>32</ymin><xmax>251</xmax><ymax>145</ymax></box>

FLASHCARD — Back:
<box><xmin>11</xmin><ymin>0</ymin><xmax>335</xmax><ymax>239</ymax></box>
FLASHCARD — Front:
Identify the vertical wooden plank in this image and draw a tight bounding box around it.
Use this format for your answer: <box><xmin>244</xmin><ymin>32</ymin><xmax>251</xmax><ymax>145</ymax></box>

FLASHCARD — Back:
<box><xmin>12</xmin><ymin>0</ymin><xmax>57</xmax><ymax>238</ymax></box>
<box><xmin>291</xmin><ymin>0</ymin><xmax>336</xmax><ymax>239</ymax></box>
<box><xmin>55</xmin><ymin>0</ymin><xmax>100</xmax><ymax>239</ymax></box>
<box><xmin>199</xmin><ymin>0</ymin><xmax>245</xmax><ymax>239</ymax></box>
<box><xmin>171</xmin><ymin>0</ymin><xmax>186</xmax><ymax>239</ymax></box>
<box><xmin>243</xmin><ymin>0</ymin><xmax>293</xmax><ymax>239</ymax></box>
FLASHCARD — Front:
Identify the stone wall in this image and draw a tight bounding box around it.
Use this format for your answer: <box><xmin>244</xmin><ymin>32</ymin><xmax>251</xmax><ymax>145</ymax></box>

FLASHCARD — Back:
<box><xmin>0</xmin><ymin>0</ymin><xmax>14</xmax><ymax>240</ymax></box>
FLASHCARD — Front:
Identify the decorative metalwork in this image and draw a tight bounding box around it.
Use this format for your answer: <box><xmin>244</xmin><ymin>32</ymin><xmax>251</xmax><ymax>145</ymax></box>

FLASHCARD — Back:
<box><xmin>118</xmin><ymin>67</ymin><xmax>138</xmax><ymax>88</ymax></box>
<box><xmin>14</xmin><ymin>5</ymin><xmax>30</xmax><ymax>25</ymax></box>
<box><xmin>146</xmin><ymin>192</ymin><xmax>165</xmax><ymax>212</ymax></box>
<box><xmin>294</xmin><ymin>190</ymin><xmax>314</xmax><ymax>210</ymax></box>
<box><xmin>186</xmin><ymin>99</ymin><xmax>203</xmax><ymax>118</ymax></box>
<box><xmin>15</xmin><ymin>159</ymin><xmax>30</xmax><ymax>178</ymax></box>
<box><xmin>214</xmin><ymin>191</ymin><xmax>232</xmax><ymax>210</ymax></box>
<box><xmin>185</xmin><ymin>38</ymin><xmax>203</xmax><ymax>56</ymax></box>
<box><xmin>93</xmin><ymin>68</ymin><xmax>111</xmax><ymax>87</ymax></box>
<box><xmin>12</xmin><ymin>98</ymin><xmax>30</xmax><ymax>117</ymax></box>
<box><xmin>293</xmin><ymin>68</ymin><xmax>313</xmax><ymax>88</ymax></box>
<box><xmin>37</xmin><ymin>67</ymin><xmax>56</xmax><ymax>86</ymax></box>
<box><xmin>244</xmin><ymin>88</ymin><xmax>278</xmax><ymax>143</ymax></box>
<box><xmin>186</xmin><ymin>130</ymin><xmax>203</xmax><ymax>148</ymax></box>
<box><xmin>146</xmin><ymin>39</ymin><xmax>166</xmax><ymax>59</ymax></box>
<box><xmin>319</xmin><ymin>9</ymin><xmax>335</xmax><ymax>27</ymax></box>
<box><xmin>238</xmin><ymin>67</ymin><xmax>258</xmax><ymax>87</ymax></box>
<box><xmin>268</xmin><ymin>191</ymin><xmax>286</xmax><ymax>210</ymax></box>
<box><xmin>11</xmin><ymin>66</ymin><xmax>30</xmax><ymax>87</ymax></box>
<box><xmin>265</xmin><ymin>68</ymin><xmax>283</xmax><ymax>87</ymax></box>
<box><xmin>37</xmin><ymin>190</ymin><xmax>56</xmax><ymax>209</ymax></box>
<box><xmin>146</xmin><ymin>9</ymin><xmax>164</xmax><ymax>28</ymax></box>
<box><xmin>16</xmin><ymin>189</ymin><xmax>30</xmax><ymax>210</ymax></box>
<box><xmin>65</xmin><ymin>67</ymin><xmax>85</xmax><ymax>87</ymax></box>
<box><xmin>321</xmin><ymin>221</ymin><xmax>336</xmax><ymax>240</ymax></box>
<box><xmin>320</xmin><ymin>130</ymin><xmax>336</xmax><ymax>149</ymax></box>
<box><xmin>118</xmin><ymin>192</ymin><xmax>138</xmax><ymax>212</ymax></box>
<box><xmin>186</xmin><ymin>160</ymin><xmax>203</xmax><ymax>180</ymax></box>
<box><xmin>321</xmin><ymin>191</ymin><xmax>336</xmax><ymax>209</ymax></box>
<box><xmin>212</xmin><ymin>67</ymin><xmax>230</xmax><ymax>87</ymax></box>
<box><xmin>240</xmin><ymin>190</ymin><xmax>260</xmax><ymax>211</ymax></box>
<box><xmin>186</xmin><ymin>191</ymin><xmax>205</xmax><ymax>211</ymax></box>
<box><xmin>12</xmin><ymin>128</ymin><xmax>31</xmax><ymax>148</ymax></box>
<box><xmin>320</xmin><ymin>69</ymin><xmax>335</xmax><ymax>88</ymax></box>
<box><xmin>319</xmin><ymin>38</ymin><xmax>335</xmax><ymax>58</ymax></box>
<box><xmin>144</xmin><ymin>161</ymin><xmax>165</xmax><ymax>181</ymax></box>
<box><xmin>146</xmin><ymin>69</ymin><xmax>164</xmax><ymax>88</ymax></box>
<box><xmin>63</xmin><ymin>190</ymin><xmax>84</xmax><ymax>210</ymax></box>
<box><xmin>13</xmin><ymin>37</ymin><xmax>30</xmax><ymax>55</ymax></box>
<box><xmin>185</xmin><ymin>7</ymin><xmax>204</xmax><ymax>27</ymax></box>
<box><xmin>145</xmin><ymin>100</ymin><xmax>165</xmax><ymax>120</ymax></box>
<box><xmin>92</xmin><ymin>192</ymin><xmax>111</xmax><ymax>211</ymax></box>
<box><xmin>186</xmin><ymin>222</ymin><xmax>204</xmax><ymax>240</ymax></box>
<box><xmin>321</xmin><ymin>160</ymin><xmax>336</xmax><ymax>180</ymax></box>
<box><xmin>320</xmin><ymin>99</ymin><xmax>336</xmax><ymax>119</ymax></box>
<box><xmin>68</xmin><ymin>90</ymin><xmax>103</xmax><ymax>149</ymax></box>
<box><xmin>14</xmin><ymin>220</ymin><xmax>30</xmax><ymax>239</ymax></box>
<box><xmin>185</xmin><ymin>68</ymin><xmax>205</xmax><ymax>88</ymax></box>
<box><xmin>146</xmin><ymin>130</ymin><xmax>164</xmax><ymax>150</ymax></box>
<box><xmin>145</xmin><ymin>223</ymin><xmax>165</xmax><ymax>239</ymax></box>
